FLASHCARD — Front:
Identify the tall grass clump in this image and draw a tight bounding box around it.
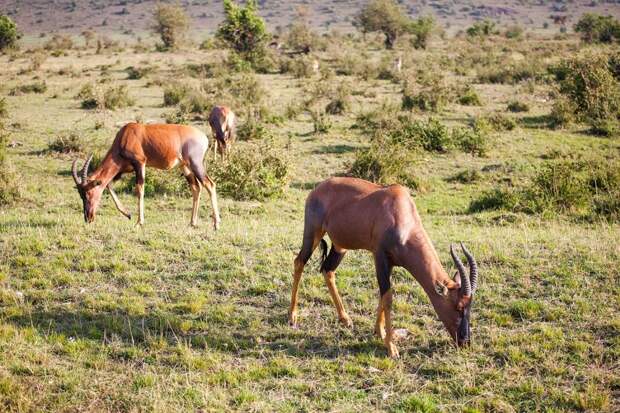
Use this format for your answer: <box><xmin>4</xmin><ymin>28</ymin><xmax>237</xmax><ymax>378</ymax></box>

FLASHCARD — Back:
<box><xmin>0</xmin><ymin>123</ymin><xmax>19</xmax><ymax>205</ymax></box>
<box><xmin>47</xmin><ymin>133</ymin><xmax>83</xmax><ymax>153</ymax></box>
<box><xmin>552</xmin><ymin>52</ymin><xmax>620</xmax><ymax>136</ymax></box>
<box><xmin>469</xmin><ymin>158</ymin><xmax>620</xmax><ymax>220</ymax></box>
<box><xmin>77</xmin><ymin>84</ymin><xmax>135</xmax><ymax>110</ymax></box>
<box><xmin>207</xmin><ymin>143</ymin><xmax>289</xmax><ymax>201</ymax></box>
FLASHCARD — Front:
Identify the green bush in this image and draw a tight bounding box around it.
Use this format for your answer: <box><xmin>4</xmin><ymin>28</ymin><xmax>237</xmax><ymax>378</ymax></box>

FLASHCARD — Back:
<box><xmin>78</xmin><ymin>84</ymin><xmax>134</xmax><ymax>110</ymax></box>
<box><xmin>452</xmin><ymin>126</ymin><xmax>488</xmax><ymax>156</ymax></box>
<box><xmin>458</xmin><ymin>86</ymin><xmax>482</xmax><ymax>106</ymax></box>
<box><xmin>507</xmin><ymin>100</ymin><xmax>530</xmax><ymax>113</ymax></box>
<box><xmin>152</xmin><ymin>3</ymin><xmax>189</xmax><ymax>50</ymax></box>
<box><xmin>467</xmin><ymin>19</ymin><xmax>497</xmax><ymax>37</ymax></box>
<box><xmin>408</xmin><ymin>16</ymin><xmax>434</xmax><ymax>49</ymax></box>
<box><xmin>0</xmin><ymin>15</ymin><xmax>19</xmax><ymax>51</ymax></box>
<box><xmin>118</xmin><ymin>169</ymin><xmax>186</xmax><ymax>197</ymax></box>
<box><xmin>0</xmin><ymin>127</ymin><xmax>19</xmax><ymax>205</ymax></box>
<box><xmin>0</xmin><ymin>98</ymin><xmax>7</xmax><ymax>118</ymax></box>
<box><xmin>163</xmin><ymin>82</ymin><xmax>190</xmax><ymax>106</ymax></box>
<box><xmin>469</xmin><ymin>158</ymin><xmax>620</xmax><ymax>220</ymax></box>
<box><xmin>473</xmin><ymin>113</ymin><xmax>516</xmax><ymax>132</ymax></box>
<box><xmin>310</xmin><ymin>110</ymin><xmax>332</xmax><ymax>134</ymax></box>
<box><xmin>126</xmin><ymin>66</ymin><xmax>152</xmax><ymax>80</ymax></box>
<box><xmin>574</xmin><ymin>13</ymin><xmax>620</xmax><ymax>44</ymax></box>
<box><xmin>447</xmin><ymin>169</ymin><xmax>482</xmax><ymax>184</ymax></box>
<box><xmin>477</xmin><ymin>61</ymin><xmax>544</xmax><ymax>84</ymax></box>
<box><xmin>216</xmin><ymin>0</ymin><xmax>267</xmax><ymax>63</ymax></box>
<box><xmin>555</xmin><ymin>52</ymin><xmax>620</xmax><ymax>136</ymax></box>
<box><xmin>47</xmin><ymin>133</ymin><xmax>83</xmax><ymax>153</ymax></box>
<box><xmin>280</xmin><ymin>55</ymin><xmax>315</xmax><ymax>78</ymax></box>
<box><xmin>207</xmin><ymin>143</ymin><xmax>289</xmax><ymax>201</ymax></box>
<box><xmin>505</xmin><ymin>25</ymin><xmax>524</xmax><ymax>39</ymax></box>
<box><xmin>237</xmin><ymin>117</ymin><xmax>270</xmax><ymax>141</ymax></box>
<box><xmin>548</xmin><ymin>97</ymin><xmax>576</xmax><ymax>129</ymax></box>
<box><xmin>348</xmin><ymin>142</ymin><xmax>423</xmax><ymax>190</ymax></box>
<box><xmin>402</xmin><ymin>75</ymin><xmax>452</xmax><ymax>112</ymax></box>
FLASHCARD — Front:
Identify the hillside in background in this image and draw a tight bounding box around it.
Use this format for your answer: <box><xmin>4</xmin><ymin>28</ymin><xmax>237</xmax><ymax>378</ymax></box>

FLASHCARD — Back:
<box><xmin>2</xmin><ymin>0</ymin><xmax>620</xmax><ymax>39</ymax></box>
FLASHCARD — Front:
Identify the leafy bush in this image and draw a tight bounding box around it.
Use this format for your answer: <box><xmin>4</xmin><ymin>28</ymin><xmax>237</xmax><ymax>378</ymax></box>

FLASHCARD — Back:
<box><xmin>126</xmin><ymin>66</ymin><xmax>152</xmax><ymax>80</ymax></box>
<box><xmin>216</xmin><ymin>0</ymin><xmax>267</xmax><ymax>63</ymax></box>
<box><xmin>280</xmin><ymin>55</ymin><xmax>315</xmax><ymax>78</ymax></box>
<box><xmin>207</xmin><ymin>143</ymin><xmax>289</xmax><ymax>201</ymax></box>
<box><xmin>555</xmin><ymin>52</ymin><xmax>620</xmax><ymax>136</ymax></box>
<box><xmin>452</xmin><ymin>126</ymin><xmax>488</xmax><ymax>156</ymax></box>
<box><xmin>324</xmin><ymin>83</ymin><xmax>352</xmax><ymax>115</ymax></box>
<box><xmin>447</xmin><ymin>169</ymin><xmax>482</xmax><ymax>184</ymax></box>
<box><xmin>163</xmin><ymin>82</ymin><xmax>190</xmax><ymax>106</ymax></box>
<box><xmin>348</xmin><ymin>142</ymin><xmax>422</xmax><ymax>190</ymax></box>
<box><xmin>477</xmin><ymin>61</ymin><xmax>544</xmax><ymax>84</ymax></box>
<box><xmin>469</xmin><ymin>158</ymin><xmax>620</xmax><ymax>220</ymax></box>
<box><xmin>473</xmin><ymin>113</ymin><xmax>516</xmax><ymax>132</ymax></box>
<box><xmin>467</xmin><ymin>19</ymin><xmax>497</xmax><ymax>37</ymax></box>
<box><xmin>0</xmin><ymin>14</ymin><xmax>19</xmax><ymax>51</ymax></box>
<box><xmin>505</xmin><ymin>25</ymin><xmax>524</xmax><ymax>39</ymax></box>
<box><xmin>237</xmin><ymin>117</ymin><xmax>270</xmax><ymax>141</ymax></box>
<box><xmin>548</xmin><ymin>97</ymin><xmax>576</xmax><ymax>129</ymax></box>
<box><xmin>458</xmin><ymin>86</ymin><xmax>482</xmax><ymax>106</ymax></box>
<box><xmin>0</xmin><ymin>125</ymin><xmax>19</xmax><ymax>205</ymax></box>
<box><xmin>283</xmin><ymin>11</ymin><xmax>324</xmax><ymax>53</ymax></box>
<box><xmin>402</xmin><ymin>74</ymin><xmax>452</xmax><ymax>112</ymax></box>
<box><xmin>408</xmin><ymin>16</ymin><xmax>434</xmax><ymax>49</ymax></box>
<box><xmin>353</xmin><ymin>0</ymin><xmax>410</xmax><ymax>49</ymax></box>
<box><xmin>574</xmin><ymin>13</ymin><xmax>620</xmax><ymax>44</ymax></box>
<box><xmin>118</xmin><ymin>169</ymin><xmax>186</xmax><ymax>197</ymax></box>
<box><xmin>47</xmin><ymin>133</ymin><xmax>83</xmax><ymax>153</ymax></box>
<box><xmin>9</xmin><ymin>81</ymin><xmax>47</xmax><ymax>95</ymax></box>
<box><xmin>152</xmin><ymin>4</ymin><xmax>189</xmax><ymax>50</ymax></box>
<box><xmin>507</xmin><ymin>100</ymin><xmax>530</xmax><ymax>113</ymax></box>
<box><xmin>310</xmin><ymin>110</ymin><xmax>332</xmax><ymax>134</ymax></box>
<box><xmin>78</xmin><ymin>84</ymin><xmax>135</xmax><ymax>110</ymax></box>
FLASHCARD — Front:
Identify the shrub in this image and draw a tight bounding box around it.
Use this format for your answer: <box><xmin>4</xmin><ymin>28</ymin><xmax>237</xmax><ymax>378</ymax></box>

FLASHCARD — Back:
<box><xmin>467</xmin><ymin>19</ymin><xmax>497</xmax><ymax>37</ymax></box>
<box><xmin>47</xmin><ymin>133</ymin><xmax>83</xmax><ymax>153</ymax></box>
<box><xmin>152</xmin><ymin>4</ymin><xmax>189</xmax><ymax>50</ymax></box>
<box><xmin>237</xmin><ymin>117</ymin><xmax>270</xmax><ymax>141</ymax></box>
<box><xmin>353</xmin><ymin>0</ymin><xmax>410</xmax><ymax>49</ymax></box>
<box><xmin>505</xmin><ymin>25</ymin><xmax>524</xmax><ymax>39</ymax></box>
<box><xmin>216</xmin><ymin>0</ymin><xmax>267</xmax><ymax>63</ymax></box>
<box><xmin>163</xmin><ymin>82</ymin><xmax>190</xmax><ymax>106</ymax></box>
<box><xmin>118</xmin><ymin>169</ymin><xmax>186</xmax><ymax>197</ymax></box>
<box><xmin>207</xmin><ymin>143</ymin><xmax>289</xmax><ymax>201</ymax></box>
<box><xmin>473</xmin><ymin>113</ymin><xmax>516</xmax><ymax>132</ymax></box>
<box><xmin>452</xmin><ymin>126</ymin><xmax>488</xmax><ymax>156</ymax></box>
<box><xmin>447</xmin><ymin>169</ymin><xmax>482</xmax><ymax>184</ymax></box>
<box><xmin>280</xmin><ymin>55</ymin><xmax>315</xmax><ymax>78</ymax></box>
<box><xmin>283</xmin><ymin>10</ymin><xmax>324</xmax><ymax>53</ymax></box>
<box><xmin>458</xmin><ymin>86</ymin><xmax>482</xmax><ymax>106</ymax></box>
<box><xmin>402</xmin><ymin>75</ymin><xmax>452</xmax><ymax>112</ymax></box>
<box><xmin>507</xmin><ymin>100</ymin><xmax>530</xmax><ymax>113</ymax></box>
<box><xmin>78</xmin><ymin>84</ymin><xmax>134</xmax><ymax>110</ymax></box>
<box><xmin>0</xmin><ymin>15</ymin><xmax>19</xmax><ymax>51</ymax></box>
<box><xmin>548</xmin><ymin>97</ymin><xmax>576</xmax><ymax>129</ymax></box>
<box><xmin>408</xmin><ymin>16</ymin><xmax>434</xmax><ymax>49</ymax></box>
<box><xmin>574</xmin><ymin>13</ymin><xmax>620</xmax><ymax>44</ymax></box>
<box><xmin>0</xmin><ymin>125</ymin><xmax>19</xmax><ymax>205</ymax></box>
<box><xmin>44</xmin><ymin>34</ymin><xmax>73</xmax><ymax>51</ymax></box>
<box><xmin>310</xmin><ymin>110</ymin><xmax>332</xmax><ymax>134</ymax></box>
<box><xmin>325</xmin><ymin>83</ymin><xmax>352</xmax><ymax>115</ymax></box>
<box><xmin>126</xmin><ymin>66</ymin><xmax>152</xmax><ymax>80</ymax></box>
<box><xmin>555</xmin><ymin>52</ymin><xmax>620</xmax><ymax>135</ymax></box>
<box><xmin>0</xmin><ymin>98</ymin><xmax>7</xmax><ymax>118</ymax></box>
<box><xmin>348</xmin><ymin>142</ymin><xmax>422</xmax><ymax>190</ymax></box>
<box><xmin>9</xmin><ymin>81</ymin><xmax>47</xmax><ymax>95</ymax></box>
<box><xmin>477</xmin><ymin>61</ymin><xmax>543</xmax><ymax>84</ymax></box>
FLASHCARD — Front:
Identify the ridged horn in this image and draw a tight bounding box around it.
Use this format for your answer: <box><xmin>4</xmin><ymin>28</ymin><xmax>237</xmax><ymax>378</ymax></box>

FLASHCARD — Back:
<box><xmin>81</xmin><ymin>153</ymin><xmax>93</xmax><ymax>182</ymax></box>
<box><xmin>451</xmin><ymin>243</ymin><xmax>471</xmax><ymax>297</ymax></box>
<box><xmin>71</xmin><ymin>158</ymin><xmax>81</xmax><ymax>185</ymax></box>
<box><xmin>461</xmin><ymin>242</ymin><xmax>478</xmax><ymax>294</ymax></box>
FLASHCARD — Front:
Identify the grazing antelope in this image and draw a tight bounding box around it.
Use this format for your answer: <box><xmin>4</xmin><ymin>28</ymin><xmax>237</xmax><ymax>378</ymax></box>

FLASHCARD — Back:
<box><xmin>71</xmin><ymin>123</ymin><xmax>220</xmax><ymax>229</ymax></box>
<box><xmin>208</xmin><ymin>106</ymin><xmax>236</xmax><ymax>160</ymax></box>
<box><xmin>289</xmin><ymin>177</ymin><xmax>479</xmax><ymax>358</ymax></box>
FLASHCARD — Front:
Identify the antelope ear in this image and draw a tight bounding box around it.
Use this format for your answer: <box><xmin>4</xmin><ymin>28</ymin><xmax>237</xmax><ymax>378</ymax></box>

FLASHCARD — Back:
<box><xmin>453</xmin><ymin>270</ymin><xmax>461</xmax><ymax>288</ymax></box>
<box><xmin>434</xmin><ymin>281</ymin><xmax>449</xmax><ymax>297</ymax></box>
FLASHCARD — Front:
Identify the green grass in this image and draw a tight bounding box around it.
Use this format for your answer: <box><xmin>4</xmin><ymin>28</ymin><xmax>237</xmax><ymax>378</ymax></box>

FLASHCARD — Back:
<box><xmin>0</xmin><ymin>34</ymin><xmax>618</xmax><ymax>412</ymax></box>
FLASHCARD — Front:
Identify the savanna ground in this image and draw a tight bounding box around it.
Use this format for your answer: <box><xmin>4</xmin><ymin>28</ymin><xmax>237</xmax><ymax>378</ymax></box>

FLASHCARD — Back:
<box><xmin>0</xmin><ymin>21</ymin><xmax>619</xmax><ymax>413</ymax></box>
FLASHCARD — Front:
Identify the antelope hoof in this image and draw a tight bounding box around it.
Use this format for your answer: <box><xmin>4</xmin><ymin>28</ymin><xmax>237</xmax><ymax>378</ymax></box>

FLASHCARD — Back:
<box><xmin>386</xmin><ymin>343</ymin><xmax>400</xmax><ymax>359</ymax></box>
<box><xmin>288</xmin><ymin>312</ymin><xmax>298</xmax><ymax>328</ymax></box>
<box><xmin>190</xmin><ymin>221</ymin><xmax>198</xmax><ymax>228</ymax></box>
<box><xmin>339</xmin><ymin>315</ymin><xmax>353</xmax><ymax>328</ymax></box>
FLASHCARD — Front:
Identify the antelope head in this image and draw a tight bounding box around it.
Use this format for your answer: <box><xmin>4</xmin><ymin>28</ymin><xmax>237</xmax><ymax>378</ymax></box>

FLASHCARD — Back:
<box><xmin>438</xmin><ymin>243</ymin><xmax>479</xmax><ymax>347</ymax></box>
<box><xmin>71</xmin><ymin>154</ymin><xmax>103</xmax><ymax>223</ymax></box>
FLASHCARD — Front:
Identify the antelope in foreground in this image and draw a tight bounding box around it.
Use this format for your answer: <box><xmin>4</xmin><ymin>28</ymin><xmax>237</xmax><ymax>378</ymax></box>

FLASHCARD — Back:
<box><xmin>208</xmin><ymin>106</ymin><xmax>236</xmax><ymax>160</ymax></box>
<box><xmin>289</xmin><ymin>177</ymin><xmax>479</xmax><ymax>358</ymax></box>
<box><xmin>71</xmin><ymin>123</ymin><xmax>220</xmax><ymax>229</ymax></box>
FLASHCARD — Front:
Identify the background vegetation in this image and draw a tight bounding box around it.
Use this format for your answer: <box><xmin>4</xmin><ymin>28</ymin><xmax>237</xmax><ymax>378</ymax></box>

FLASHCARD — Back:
<box><xmin>0</xmin><ymin>2</ymin><xmax>619</xmax><ymax>412</ymax></box>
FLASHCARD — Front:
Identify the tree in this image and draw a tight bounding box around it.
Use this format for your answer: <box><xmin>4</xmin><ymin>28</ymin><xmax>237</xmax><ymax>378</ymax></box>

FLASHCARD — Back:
<box><xmin>0</xmin><ymin>14</ymin><xmax>19</xmax><ymax>52</ymax></box>
<box><xmin>408</xmin><ymin>16</ymin><xmax>434</xmax><ymax>49</ymax></box>
<box><xmin>152</xmin><ymin>3</ymin><xmax>189</xmax><ymax>50</ymax></box>
<box><xmin>575</xmin><ymin>13</ymin><xmax>620</xmax><ymax>44</ymax></box>
<box><xmin>354</xmin><ymin>0</ymin><xmax>409</xmax><ymax>49</ymax></box>
<box><xmin>216</xmin><ymin>0</ymin><xmax>267</xmax><ymax>59</ymax></box>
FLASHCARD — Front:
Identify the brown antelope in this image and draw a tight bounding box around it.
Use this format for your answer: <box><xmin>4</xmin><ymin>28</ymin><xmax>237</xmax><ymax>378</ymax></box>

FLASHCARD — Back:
<box><xmin>208</xmin><ymin>106</ymin><xmax>236</xmax><ymax>160</ymax></box>
<box><xmin>71</xmin><ymin>123</ymin><xmax>220</xmax><ymax>229</ymax></box>
<box><xmin>288</xmin><ymin>177</ymin><xmax>479</xmax><ymax>358</ymax></box>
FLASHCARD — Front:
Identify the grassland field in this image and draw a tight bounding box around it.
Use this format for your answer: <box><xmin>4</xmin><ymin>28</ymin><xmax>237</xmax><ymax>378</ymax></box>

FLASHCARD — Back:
<box><xmin>0</xmin><ymin>22</ymin><xmax>619</xmax><ymax>413</ymax></box>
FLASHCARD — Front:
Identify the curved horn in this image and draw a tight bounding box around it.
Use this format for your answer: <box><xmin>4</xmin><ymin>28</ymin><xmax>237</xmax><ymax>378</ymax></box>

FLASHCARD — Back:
<box><xmin>451</xmin><ymin>243</ymin><xmax>471</xmax><ymax>297</ymax></box>
<box><xmin>81</xmin><ymin>153</ymin><xmax>93</xmax><ymax>182</ymax></box>
<box><xmin>71</xmin><ymin>159</ymin><xmax>82</xmax><ymax>185</ymax></box>
<box><xmin>461</xmin><ymin>242</ymin><xmax>478</xmax><ymax>294</ymax></box>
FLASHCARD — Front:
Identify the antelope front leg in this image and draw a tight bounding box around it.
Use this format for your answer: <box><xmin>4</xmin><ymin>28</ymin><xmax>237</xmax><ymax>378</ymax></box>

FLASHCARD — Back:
<box><xmin>381</xmin><ymin>289</ymin><xmax>399</xmax><ymax>359</ymax></box>
<box><xmin>135</xmin><ymin>163</ymin><xmax>146</xmax><ymax>226</ymax></box>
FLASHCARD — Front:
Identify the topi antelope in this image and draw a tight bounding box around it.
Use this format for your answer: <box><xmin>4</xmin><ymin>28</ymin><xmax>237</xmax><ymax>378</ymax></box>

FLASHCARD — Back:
<box><xmin>208</xmin><ymin>106</ymin><xmax>236</xmax><ymax>160</ymax></box>
<box><xmin>288</xmin><ymin>177</ymin><xmax>479</xmax><ymax>358</ymax></box>
<box><xmin>71</xmin><ymin>123</ymin><xmax>220</xmax><ymax>229</ymax></box>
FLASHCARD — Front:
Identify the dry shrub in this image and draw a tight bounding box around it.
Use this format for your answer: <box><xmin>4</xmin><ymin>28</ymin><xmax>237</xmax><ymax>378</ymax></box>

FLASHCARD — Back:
<box><xmin>0</xmin><ymin>124</ymin><xmax>19</xmax><ymax>205</ymax></box>
<box><xmin>47</xmin><ymin>133</ymin><xmax>83</xmax><ymax>153</ymax></box>
<box><xmin>78</xmin><ymin>84</ymin><xmax>135</xmax><ymax>110</ymax></box>
<box><xmin>402</xmin><ymin>71</ymin><xmax>453</xmax><ymax>112</ymax></box>
<box><xmin>9</xmin><ymin>81</ymin><xmax>47</xmax><ymax>95</ymax></box>
<box><xmin>44</xmin><ymin>34</ymin><xmax>73</xmax><ymax>52</ymax></box>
